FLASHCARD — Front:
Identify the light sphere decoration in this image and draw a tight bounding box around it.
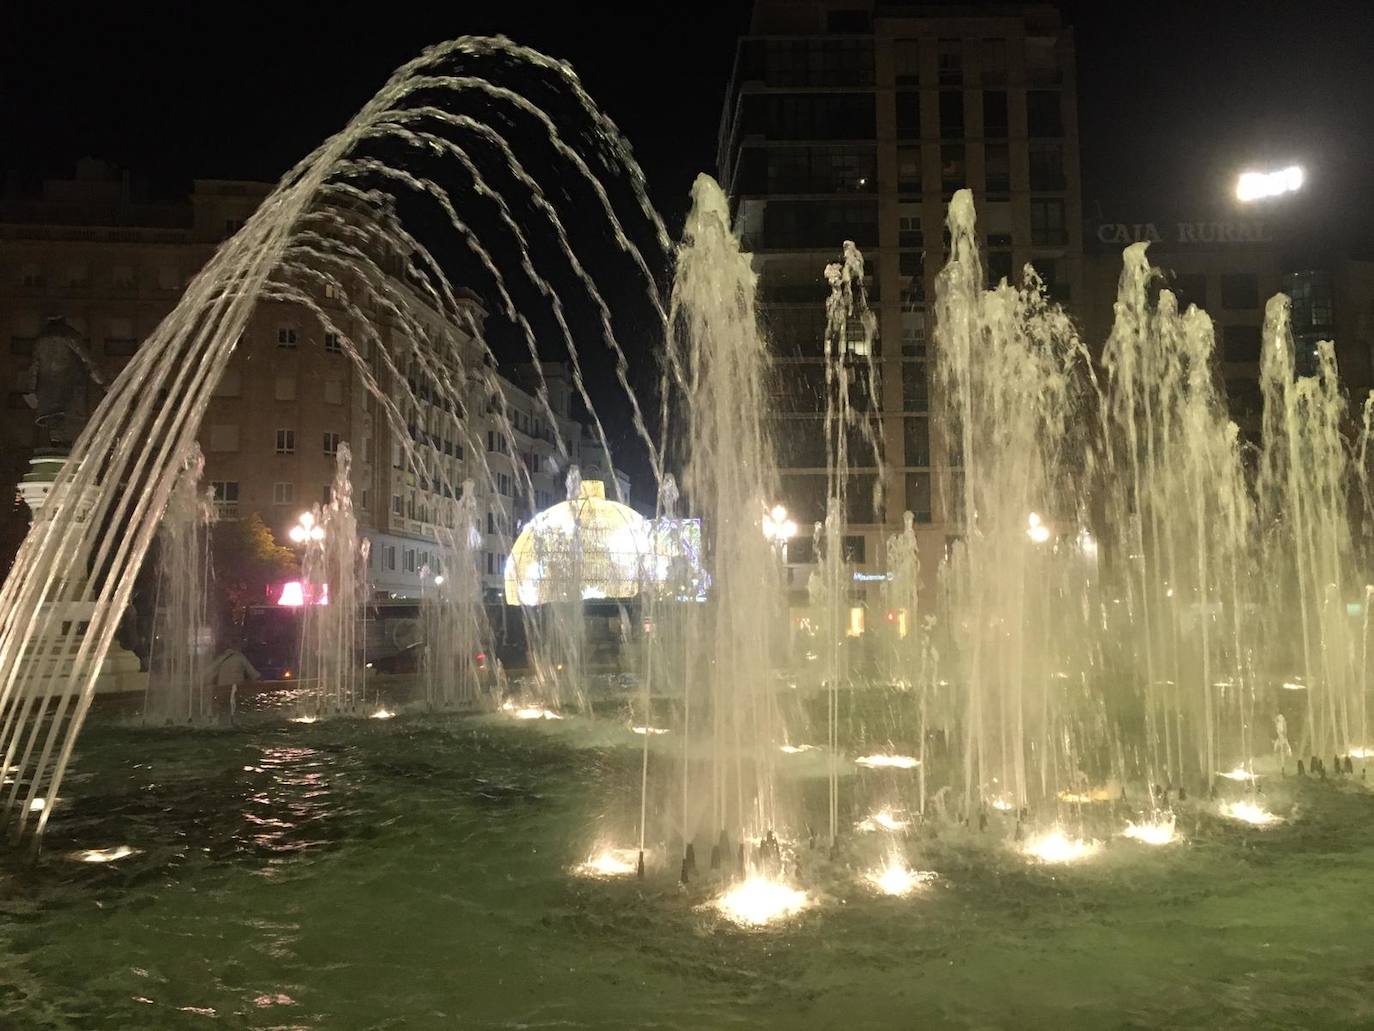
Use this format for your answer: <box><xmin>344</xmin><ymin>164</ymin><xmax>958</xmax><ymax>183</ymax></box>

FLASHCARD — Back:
<box><xmin>504</xmin><ymin>480</ymin><xmax>650</xmax><ymax>607</ymax></box>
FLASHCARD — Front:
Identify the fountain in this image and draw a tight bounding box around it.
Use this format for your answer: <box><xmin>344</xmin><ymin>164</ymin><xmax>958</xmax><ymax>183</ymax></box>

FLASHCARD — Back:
<box><xmin>144</xmin><ymin>445</ymin><xmax>215</xmax><ymax>725</ymax></box>
<box><xmin>0</xmin><ymin>39</ymin><xmax>1368</xmax><ymax>939</ymax></box>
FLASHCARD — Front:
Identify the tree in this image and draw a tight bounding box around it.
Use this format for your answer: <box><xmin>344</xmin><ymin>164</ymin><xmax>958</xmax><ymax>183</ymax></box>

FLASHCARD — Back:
<box><xmin>211</xmin><ymin>513</ymin><xmax>297</xmax><ymax>631</ymax></box>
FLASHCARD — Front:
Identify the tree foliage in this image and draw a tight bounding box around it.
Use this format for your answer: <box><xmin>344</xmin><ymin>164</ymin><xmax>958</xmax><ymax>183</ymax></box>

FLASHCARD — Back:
<box><xmin>211</xmin><ymin>513</ymin><xmax>296</xmax><ymax>629</ymax></box>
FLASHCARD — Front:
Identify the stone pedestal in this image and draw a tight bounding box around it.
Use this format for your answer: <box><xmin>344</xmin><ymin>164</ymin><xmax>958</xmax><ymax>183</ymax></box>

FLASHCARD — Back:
<box><xmin>18</xmin><ymin>451</ymin><xmax>147</xmax><ymax>696</ymax></box>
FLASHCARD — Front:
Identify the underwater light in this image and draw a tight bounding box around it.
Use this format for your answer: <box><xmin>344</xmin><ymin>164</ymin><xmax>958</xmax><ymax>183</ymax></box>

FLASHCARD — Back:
<box><xmin>1216</xmin><ymin>766</ymin><xmax>1256</xmax><ymax>782</ymax></box>
<box><xmin>989</xmin><ymin>797</ymin><xmax>1016</xmax><ymax>812</ymax></box>
<box><xmin>1122</xmin><ymin>815</ymin><xmax>1179</xmax><ymax>846</ymax></box>
<box><xmin>369</xmin><ymin>707</ymin><xmax>396</xmax><ymax>720</ymax></box>
<box><xmin>631</xmin><ymin>725</ymin><xmax>670</xmax><ymax>736</ymax></box>
<box><xmin>501</xmin><ymin>700</ymin><xmax>562</xmax><ymax>721</ymax></box>
<box><xmin>856</xmin><ymin>808</ymin><xmax>910</xmax><ymax>833</ymax></box>
<box><xmin>1219</xmin><ymin>800</ymin><xmax>1282</xmax><ymax>826</ymax></box>
<box><xmin>1022</xmin><ymin>828</ymin><xmax>1101</xmax><ymax>863</ymax></box>
<box><xmin>712</xmin><ymin>876</ymin><xmax>810</xmax><ymax>927</ymax></box>
<box><xmin>854</xmin><ymin>754</ymin><xmax>919</xmax><ymax>770</ymax></box>
<box><xmin>864</xmin><ymin>857</ymin><xmax>936</xmax><ymax>897</ymax></box>
<box><xmin>289</xmin><ymin>715</ymin><xmax>318</xmax><ymax>725</ymax></box>
<box><xmin>573</xmin><ymin>848</ymin><xmax>640</xmax><ymax>878</ymax></box>
<box><xmin>71</xmin><ymin>845</ymin><xmax>137</xmax><ymax>864</ymax></box>
<box><xmin>779</xmin><ymin>744</ymin><xmax>817</xmax><ymax>754</ymax></box>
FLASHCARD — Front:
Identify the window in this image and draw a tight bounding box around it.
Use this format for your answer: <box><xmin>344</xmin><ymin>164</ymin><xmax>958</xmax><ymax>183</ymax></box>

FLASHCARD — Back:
<box><xmin>273</xmin><ymin>482</ymin><xmax>294</xmax><ymax>505</ymax></box>
<box><xmin>1220</xmin><ymin>273</ymin><xmax>1259</xmax><ymax>310</ymax></box>
<box><xmin>274</xmin><ymin>376</ymin><xmax>297</xmax><ymax>401</ymax></box>
<box><xmin>985</xmin><ymin>144</ymin><xmax>1010</xmax><ymax>198</ymax></box>
<box><xmin>207</xmin><ymin>424</ymin><xmax>239</xmax><ymax>452</ymax></box>
<box><xmin>939</xmin><ymin>92</ymin><xmax>964</xmax><ymax>138</ymax></box>
<box><xmin>897</xmin><ymin>148</ymin><xmax>922</xmax><ymax>194</ymax></box>
<box><xmin>276</xmin><ymin>326</ymin><xmax>298</xmax><ymax>348</ymax></box>
<box><xmin>741</xmin><ymin>92</ymin><xmax>876</xmax><ymax>140</ymax></box>
<box><xmin>1172</xmin><ymin>273</ymin><xmax>1208</xmax><ymax>310</ymax></box>
<box><xmin>112</xmin><ymin>266</ymin><xmax>135</xmax><ymax>290</ymax></box>
<box><xmin>905</xmin><ymin>473</ymin><xmax>933</xmax><ymax>523</ymax></box>
<box><xmin>1226</xmin><ymin>377</ymin><xmax>1262</xmax><ymax>419</ymax></box>
<box><xmin>1030</xmin><ymin>199</ymin><xmax>1067</xmax><ymax>245</ymax></box>
<box><xmin>498</xmin><ymin>473</ymin><xmax>511</xmax><ymax>496</ymax></box>
<box><xmin>1028</xmin><ymin>91</ymin><xmax>1063</xmax><ymax>136</ymax></box>
<box><xmin>324</xmin><ymin>332</ymin><xmax>343</xmax><ymax>354</ymax></box>
<box><xmin>899</xmin><ymin>212</ymin><xmax>923</xmax><ymax>249</ymax></box>
<box><xmin>275</xmin><ymin>429</ymin><xmax>296</xmax><ymax>454</ymax></box>
<box><xmin>214</xmin><ymin>367</ymin><xmax>242</xmax><ymax>398</ymax></box>
<box><xmin>982</xmin><ymin>38</ymin><xmax>1007</xmax><ymax>85</ymax></box>
<box><xmin>893</xmin><ymin>39</ymin><xmax>920</xmax><ymax>85</ymax></box>
<box><xmin>1223</xmin><ymin>324</ymin><xmax>1262</xmax><ymax>363</ymax></box>
<box><xmin>324</xmin><ymin>378</ymin><xmax>343</xmax><ymax>405</ymax></box>
<box><xmin>321</xmin><ymin>485</ymin><xmax>332</xmax><ymax>506</ymax></box>
<box><xmin>983</xmin><ymin>91</ymin><xmax>1008</xmax><ymax>137</ymax></box>
<box><xmin>937</xmin><ymin>38</ymin><xmax>961</xmax><ymax>85</ymax></box>
<box><xmin>1284</xmin><ymin>269</ymin><xmax>1334</xmax><ymax>329</ymax></box>
<box><xmin>404</xmin><ymin>549</ymin><xmax>417</xmax><ymax>573</ymax></box>
<box><xmin>902</xmin><ymin>363</ymin><xmax>929</xmax><ymax>412</ymax></box>
<box><xmin>386</xmin><ymin>546</ymin><xmax>397</xmax><ymax>571</ymax></box>
<box><xmin>210</xmin><ymin>481</ymin><xmax>240</xmax><ymax>519</ymax></box>
<box><xmin>487</xmin><ymin>510</ymin><xmax>496</xmax><ymax>535</ymax></box>
<box><xmin>941</xmin><ymin>144</ymin><xmax>966</xmax><ymax>195</ymax></box>
<box><xmin>359</xmin><ymin>489</ymin><xmax>369</xmax><ymax>510</ymax></box>
<box><xmin>20</xmin><ymin>264</ymin><xmax>43</xmax><ymax>288</ymax></box>
<box><xmin>1026</xmin><ymin>36</ymin><xmax>1061</xmax><ymax>85</ymax></box>
<box><xmin>903</xmin><ymin>418</ymin><xmax>931</xmax><ymax>466</ymax></box>
<box><xmin>901</xmin><ymin>314</ymin><xmax>926</xmax><ymax>357</ymax></box>
<box><xmin>988</xmin><ymin>247</ymin><xmax>1013</xmax><ymax>287</ymax></box>
<box><xmin>324</xmin><ymin>283</ymin><xmax>342</xmax><ymax>300</ymax></box>
<box><xmin>392</xmin><ymin>494</ymin><xmax>402</xmax><ymax>515</ymax></box>
<box><xmin>841</xmin><ymin>536</ymin><xmax>866</xmax><ymax>563</ymax></box>
<box><xmin>895</xmin><ymin>91</ymin><xmax>920</xmax><ymax>136</ymax></box>
<box><xmin>1029</xmin><ymin>141</ymin><xmax>1066</xmax><ymax>191</ymax></box>
<box><xmin>899</xmin><ymin>251</ymin><xmax>923</xmax><ymax>277</ymax></box>
<box><xmin>323</xmin><ymin>432</ymin><xmax>341</xmax><ymax>456</ymax></box>
<box><xmin>826</xmin><ymin>9</ymin><xmax>869</xmax><ymax>32</ymax></box>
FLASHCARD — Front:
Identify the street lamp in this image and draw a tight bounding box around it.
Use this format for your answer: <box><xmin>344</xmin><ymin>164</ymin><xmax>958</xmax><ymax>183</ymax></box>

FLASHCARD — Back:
<box><xmin>1235</xmin><ymin>165</ymin><xmax>1304</xmax><ymax>202</ymax></box>
<box><xmin>288</xmin><ymin>510</ymin><xmax>325</xmax><ymax>544</ymax></box>
<box><xmin>763</xmin><ymin>503</ymin><xmax>799</xmax><ymax>562</ymax></box>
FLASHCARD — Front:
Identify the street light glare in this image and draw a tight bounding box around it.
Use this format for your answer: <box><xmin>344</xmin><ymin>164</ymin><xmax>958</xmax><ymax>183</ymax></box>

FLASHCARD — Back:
<box><xmin>1235</xmin><ymin>165</ymin><xmax>1304</xmax><ymax>202</ymax></box>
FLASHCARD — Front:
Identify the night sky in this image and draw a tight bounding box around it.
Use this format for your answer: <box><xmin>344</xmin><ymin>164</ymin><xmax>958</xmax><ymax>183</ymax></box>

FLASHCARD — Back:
<box><xmin>4</xmin><ymin>0</ymin><xmax>1372</xmax><ymax>496</ymax></box>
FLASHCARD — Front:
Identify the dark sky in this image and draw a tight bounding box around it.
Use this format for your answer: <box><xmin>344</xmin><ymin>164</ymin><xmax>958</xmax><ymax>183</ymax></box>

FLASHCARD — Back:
<box><xmin>4</xmin><ymin>0</ymin><xmax>1372</xmax><ymax>496</ymax></box>
<box><xmin>6</xmin><ymin>1</ymin><xmax>1371</xmax><ymax>227</ymax></box>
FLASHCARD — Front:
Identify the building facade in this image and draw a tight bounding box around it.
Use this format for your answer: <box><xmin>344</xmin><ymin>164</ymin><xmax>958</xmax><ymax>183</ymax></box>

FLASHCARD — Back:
<box><xmin>1082</xmin><ymin>214</ymin><xmax>1374</xmax><ymax>435</ymax></box>
<box><xmin>0</xmin><ymin>161</ymin><xmax>626</xmax><ymax>603</ymax></box>
<box><xmin>718</xmin><ymin>0</ymin><xmax>1082</xmax><ymax>588</ymax></box>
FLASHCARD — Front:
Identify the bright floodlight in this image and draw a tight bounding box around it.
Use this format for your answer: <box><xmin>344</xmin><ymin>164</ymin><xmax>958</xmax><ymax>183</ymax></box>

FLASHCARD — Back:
<box><xmin>1236</xmin><ymin>166</ymin><xmax>1304</xmax><ymax>202</ymax></box>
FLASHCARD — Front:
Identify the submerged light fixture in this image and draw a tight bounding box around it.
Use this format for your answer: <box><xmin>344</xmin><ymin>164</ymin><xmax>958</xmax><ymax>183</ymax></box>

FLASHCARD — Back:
<box><xmin>712</xmin><ymin>876</ymin><xmax>810</xmax><ymax>927</ymax></box>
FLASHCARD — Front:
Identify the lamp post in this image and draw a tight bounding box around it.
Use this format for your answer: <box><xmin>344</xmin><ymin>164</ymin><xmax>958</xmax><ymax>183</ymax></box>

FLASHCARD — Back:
<box><xmin>762</xmin><ymin>503</ymin><xmax>798</xmax><ymax>564</ymax></box>
<box><xmin>288</xmin><ymin>510</ymin><xmax>325</xmax><ymax>545</ymax></box>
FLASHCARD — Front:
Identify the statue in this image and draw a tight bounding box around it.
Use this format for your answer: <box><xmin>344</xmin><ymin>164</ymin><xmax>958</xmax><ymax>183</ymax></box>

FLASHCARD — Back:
<box><xmin>24</xmin><ymin>316</ymin><xmax>106</xmax><ymax>449</ymax></box>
